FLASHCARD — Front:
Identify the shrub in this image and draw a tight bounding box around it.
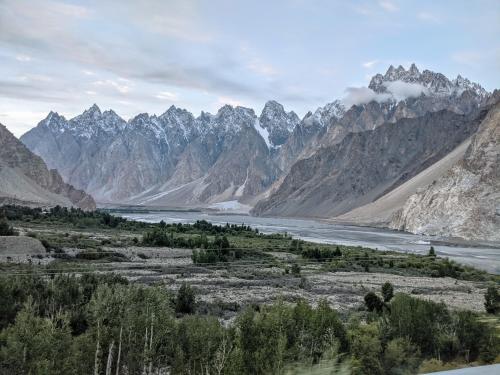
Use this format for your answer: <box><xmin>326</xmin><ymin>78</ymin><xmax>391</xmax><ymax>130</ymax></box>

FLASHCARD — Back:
<box><xmin>364</xmin><ymin>292</ymin><xmax>383</xmax><ymax>313</ymax></box>
<box><xmin>484</xmin><ymin>286</ymin><xmax>500</xmax><ymax>314</ymax></box>
<box><xmin>0</xmin><ymin>215</ymin><xmax>17</xmax><ymax>236</ymax></box>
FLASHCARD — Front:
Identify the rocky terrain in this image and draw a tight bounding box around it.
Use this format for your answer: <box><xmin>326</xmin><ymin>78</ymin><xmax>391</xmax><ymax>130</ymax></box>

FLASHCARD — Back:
<box><xmin>253</xmin><ymin>108</ymin><xmax>484</xmax><ymax>218</ymax></box>
<box><xmin>390</xmin><ymin>98</ymin><xmax>500</xmax><ymax>241</ymax></box>
<box><xmin>0</xmin><ymin>123</ymin><xmax>95</xmax><ymax>210</ymax></box>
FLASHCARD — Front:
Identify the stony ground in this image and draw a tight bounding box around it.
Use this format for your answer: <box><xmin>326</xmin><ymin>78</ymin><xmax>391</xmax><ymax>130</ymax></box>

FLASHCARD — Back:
<box><xmin>1</xmin><ymin>235</ymin><xmax>490</xmax><ymax>314</ymax></box>
<box><xmin>72</xmin><ymin>246</ymin><xmax>491</xmax><ymax>313</ymax></box>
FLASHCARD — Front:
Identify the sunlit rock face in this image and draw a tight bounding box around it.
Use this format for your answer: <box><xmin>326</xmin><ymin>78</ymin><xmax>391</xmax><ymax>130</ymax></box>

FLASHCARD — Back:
<box><xmin>390</xmin><ymin>96</ymin><xmax>500</xmax><ymax>241</ymax></box>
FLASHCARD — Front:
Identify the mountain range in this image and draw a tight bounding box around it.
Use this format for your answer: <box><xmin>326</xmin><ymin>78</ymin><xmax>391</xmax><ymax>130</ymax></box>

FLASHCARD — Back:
<box><xmin>15</xmin><ymin>64</ymin><xmax>499</xmax><ymax>240</ymax></box>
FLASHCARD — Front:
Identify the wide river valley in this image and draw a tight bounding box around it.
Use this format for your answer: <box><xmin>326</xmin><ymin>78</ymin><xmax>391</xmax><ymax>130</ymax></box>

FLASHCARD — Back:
<box><xmin>116</xmin><ymin>210</ymin><xmax>500</xmax><ymax>274</ymax></box>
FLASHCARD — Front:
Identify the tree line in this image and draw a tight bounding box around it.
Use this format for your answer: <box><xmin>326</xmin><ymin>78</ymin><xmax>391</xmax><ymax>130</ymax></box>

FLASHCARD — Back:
<box><xmin>0</xmin><ymin>274</ymin><xmax>499</xmax><ymax>374</ymax></box>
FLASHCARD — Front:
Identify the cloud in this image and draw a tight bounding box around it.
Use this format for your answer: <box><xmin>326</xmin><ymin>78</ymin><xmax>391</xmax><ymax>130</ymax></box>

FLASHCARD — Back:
<box><xmin>155</xmin><ymin>91</ymin><xmax>178</xmax><ymax>101</ymax></box>
<box><xmin>378</xmin><ymin>1</ymin><xmax>398</xmax><ymax>12</ymax></box>
<box><xmin>15</xmin><ymin>54</ymin><xmax>31</xmax><ymax>62</ymax></box>
<box><xmin>114</xmin><ymin>0</ymin><xmax>213</xmax><ymax>43</ymax></box>
<box><xmin>0</xmin><ymin>80</ymin><xmax>67</xmax><ymax>102</ymax></box>
<box><xmin>342</xmin><ymin>80</ymin><xmax>428</xmax><ymax>107</ymax></box>
<box><xmin>0</xmin><ymin>0</ymin><xmax>260</xmax><ymax>103</ymax></box>
<box><xmin>362</xmin><ymin>60</ymin><xmax>379</xmax><ymax>69</ymax></box>
<box><xmin>92</xmin><ymin>79</ymin><xmax>131</xmax><ymax>94</ymax></box>
<box><xmin>384</xmin><ymin>81</ymin><xmax>428</xmax><ymax>101</ymax></box>
<box><xmin>342</xmin><ymin>87</ymin><xmax>391</xmax><ymax>107</ymax></box>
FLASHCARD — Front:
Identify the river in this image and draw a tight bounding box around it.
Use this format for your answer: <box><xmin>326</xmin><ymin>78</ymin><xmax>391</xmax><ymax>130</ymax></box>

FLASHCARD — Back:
<box><xmin>116</xmin><ymin>210</ymin><xmax>500</xmax><ymax>274</ymax></box>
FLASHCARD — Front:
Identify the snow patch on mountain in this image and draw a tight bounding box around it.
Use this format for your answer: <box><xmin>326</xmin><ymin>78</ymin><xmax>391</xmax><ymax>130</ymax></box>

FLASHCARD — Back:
<box><xmin>255</xmin><ymin>119</ymin><xmax>271</xmax><ymax>148</ymax></box>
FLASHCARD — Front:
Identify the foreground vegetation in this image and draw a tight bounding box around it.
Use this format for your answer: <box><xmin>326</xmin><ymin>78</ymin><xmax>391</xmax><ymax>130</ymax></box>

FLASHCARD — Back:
<box><xmin>1</xmin><ymin>205</ymin><xmax>500</xmax><ymax>373</ymax></box>
<box><xmin>0</xmin><ymin>274</ymin><xmax>499</xmax><ymax>375</ymax></box>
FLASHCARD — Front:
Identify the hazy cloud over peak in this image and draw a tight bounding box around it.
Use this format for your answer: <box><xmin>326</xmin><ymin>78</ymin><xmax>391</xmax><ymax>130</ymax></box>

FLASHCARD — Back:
<box><xmin>342</xmin><ymin>81</ymin><xmax>429</xmax><ymax>107</ymax></box>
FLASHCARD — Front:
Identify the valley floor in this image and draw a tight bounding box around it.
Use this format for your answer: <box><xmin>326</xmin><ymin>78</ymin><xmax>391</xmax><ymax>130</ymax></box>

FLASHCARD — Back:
<box><xmin>2</xmin><ymin>214</ymin><xmax>497</xmax><ymax>315</ymax></box>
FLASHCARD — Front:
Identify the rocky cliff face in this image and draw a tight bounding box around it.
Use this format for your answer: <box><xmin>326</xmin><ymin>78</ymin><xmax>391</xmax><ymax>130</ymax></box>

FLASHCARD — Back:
<box><xmin>252</xmin><ymin>108</ymin><xmax>485</xmax><ymax>218</ymax></box>
<box><xmin>0</xmin><ymin>123</ymin><xmax>95</xmax><ymax>210</ymax></box>
<box><xmin>390</xmin><ymin>98</ymin><xmax>500</xmax><ymax>241</ymax></box>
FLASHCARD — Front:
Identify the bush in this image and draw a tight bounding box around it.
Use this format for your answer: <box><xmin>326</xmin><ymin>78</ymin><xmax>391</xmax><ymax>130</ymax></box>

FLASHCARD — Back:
<box><xmin>0</xmin><ymin>215</ymin><xmax>17</xmax><ymax>236</ymax></box>
<box><xmin>364</xmin><ymin>292</ymin><xmax>383</xmax><ymax>313</ymax></box>
<box><xmin>484</xmin><ymin>286</ymin><xmax>500</xmax><ymax>314</ymax></box>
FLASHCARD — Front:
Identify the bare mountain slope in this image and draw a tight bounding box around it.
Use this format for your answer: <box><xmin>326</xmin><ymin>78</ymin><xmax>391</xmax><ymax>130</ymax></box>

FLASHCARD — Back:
<box><xmin>252</xmin><ymin>109</ymin><xmax>485</xmax><ymax>218</ymax></box>
<box><xmin>0</xmin><ymin>124</ymin><xmax>95</xmax><ymax>209</ymax></box>
<box><xmin>334</xmin><ymin>139</ymin><xmax>471</xmax><ymax>225</ymax></box>
<box><xmin>390</xmin><ymin>98</ymin><xmax>500</xmax><ymax>241</ymax></box>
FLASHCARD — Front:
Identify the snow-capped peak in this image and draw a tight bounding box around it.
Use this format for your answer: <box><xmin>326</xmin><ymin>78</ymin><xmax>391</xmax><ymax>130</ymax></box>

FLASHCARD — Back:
<box><xmin>305</xmin><ymin>100</ymin><xmax>346</xmax><ymax>128</ymax></box>
<box><xmin>258</xmin><ymin>100</ymin><xmax>300</xmax><ymax>147</ymax></box>
<box><xmin>369</xmin><ymin>63</ymin><xmax>489</xmax><ymax>99</ymax></box>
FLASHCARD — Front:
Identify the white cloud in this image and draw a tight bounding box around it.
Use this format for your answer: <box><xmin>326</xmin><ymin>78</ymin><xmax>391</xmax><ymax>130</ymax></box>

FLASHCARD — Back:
<box><xmin>155</xmin><ymin>91</ymin><xmax>178</xmax><ymax>101</ymax></box>
<box><xmin>92</xmin><ymin>79</ymin><xmax>130</xmax><ymax>94</ymax></box>
<box><xmin>15</xmin><ymin>54</ymin><xmax>31</xmax><ymax>62</ymax></box>
<box><xmin>384</xmin><ymin>81</ymin><xmax>428</xmax><ymax>101</ymax></box>
<box><xmin>342</xmin><ymin>80</ymin><xmax>428</xmax><ymax>107</ymax></box>
<box><xmin>378</xmin><ymin>1</ymin><xmax>398</xmax><ymax>12</ymax></box>
<box><xmin>362</xmin><ymin>60</ymin><xmax>379</xmax><ymax>68</ymax></box>
<box><xmin>342</xmin><ymin>87</ymin><xmax>391</xmax><ymax>107</ymax></box>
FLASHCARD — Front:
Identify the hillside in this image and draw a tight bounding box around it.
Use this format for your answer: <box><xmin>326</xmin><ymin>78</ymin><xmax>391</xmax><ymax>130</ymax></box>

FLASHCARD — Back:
<box><xmin>0</xmin><ymin>124</ymin><xmax>95</xmax><ymax>210</ymax></box>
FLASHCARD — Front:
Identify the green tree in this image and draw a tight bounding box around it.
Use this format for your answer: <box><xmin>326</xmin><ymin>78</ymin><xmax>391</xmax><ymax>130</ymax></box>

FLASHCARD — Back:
<box><xmin>176</xmin><ymin>283</ymin><xmax>196</xmax><ymax>314</ymax></box>
<box><xmin>383</xmin><ymin>337</ymin><xmax>421</xmax><ymax>375</ymax></box>
<box><xmin>484</xmin><ymin>286</ymin><xmax>500</xmax><ymax>314</ymax></box>
<box><xmin>428</xmin><ymin>246</ymin><xmax>436</xmax><ymax>257</ymax></box>
<box><xmin>349</xmin><ymin>323</ymin><xmax>383</xmax><ymax>375</ymax></box>
<box><xmin>0</xmin><ymin>298</ymin><xmax>73</xmax><ymax>375</ymax></box>
<box><xmin>364</xmin><ymin>292</ymin><xmax>383</xmax><ymax>313</ymax></box>
<box><xmin>381</xmin><ymin>282</ymin><xmax>394</xmax><ymax>303</ymax></box>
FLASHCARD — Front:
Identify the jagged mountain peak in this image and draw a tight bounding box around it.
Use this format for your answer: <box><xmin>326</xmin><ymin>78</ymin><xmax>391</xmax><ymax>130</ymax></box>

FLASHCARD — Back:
<box><xmin>130</xmin><ymin>112</ymin><xmax>153</xmax><ymax>124</ymax></box>
<box><xmin>213</xmin><ymin>105</ymin><xmax>256</xmax><ymax>133</ymax></box>
<box><xmin>304</xmin><ymin>100</ymin><xmax>346</xmax><ymax>128</ymax></box>
<box><xmin>216</xmin><ymin>104</ymin><xmax>255</xmax><ymax>118</ymax></box>
<box><xmin>259</xmin><ymin>100</ymin><xmax>300</xmax><ymax>148</ymax></box>
<box><xmin>42</xmin><ymin>111</ymin><xmax>67</xmax><ymax>127</ymax></box>
<box><xmin>261</xmin><ymin>100</ymin><xmax>299</xmax><ymax>126</ymax></box>
<box><xmin>84</xmin><ymin>103</ymin><xmax>101</xmax><ymax>115</ymax></box>
<box><xmin>369</xmin><ymin>64</ymin><xmax>489</xmax><ymax>99</ymax></box>
<box><xmin>159</xmin><ymin>105</ymin><xmax>195</xmax><ymax>127</ymax></box>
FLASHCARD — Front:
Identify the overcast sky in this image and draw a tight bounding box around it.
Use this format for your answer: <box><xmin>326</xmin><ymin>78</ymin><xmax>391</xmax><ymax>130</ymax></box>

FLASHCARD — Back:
<box><xmin>1</xmin><ymin>0</ymin><xmax>499</xmax><ymax>136</ymax></box>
